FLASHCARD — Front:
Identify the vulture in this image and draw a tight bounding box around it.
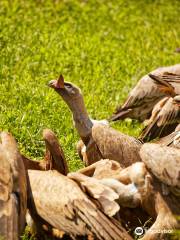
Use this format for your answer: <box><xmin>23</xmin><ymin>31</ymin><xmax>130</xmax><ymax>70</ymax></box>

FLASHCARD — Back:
<box><xmin>139</xmin><ymin>143</ymin><xmax>180</xmax><ymax>238</ymax></box>
<box><xmin>27</xmin><ymin>169</ymin><xmax>132</xmax><ymax>240</ymax></box>
<box><xmin>0</xmin><ymin>132</ymin><xmax>27</xmax><ymax>240</ymax></box>
<box><xmin>70</xmin><ymin>159</ymin><xmax>180</xmax><ymax>240</ymax></box>
<box><xmin>48</xmin><ymin>75</ymin><xmax>142</xmax><ymax>167</ymax></box>
<box><xmin>24</xmin><ymin>129</ymin><xmax>130</xmax><ymax>239</ymax></box>
<box><xmin>139</xmin><ymin>73</ymin><xmax>180</xmax><ymax>141</ymax></box>
<box><xmin>110</xmin><ymin>64</ymin><xmax>180</xmax><ymax>122</ymax></box>
<box><xmin>23</xmin><ymin>129</ymin><xmax>70</xmax><ymax>238</ymax></box>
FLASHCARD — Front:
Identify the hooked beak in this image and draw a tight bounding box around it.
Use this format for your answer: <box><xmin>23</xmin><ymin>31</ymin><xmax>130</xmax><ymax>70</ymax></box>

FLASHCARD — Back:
<box><xmin>48</xmin><ymin>74</ymin><xmax>65</xmax><ymax>89</ymax></box>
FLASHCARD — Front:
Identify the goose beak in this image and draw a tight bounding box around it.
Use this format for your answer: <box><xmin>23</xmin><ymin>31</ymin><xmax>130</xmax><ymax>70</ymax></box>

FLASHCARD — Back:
<box><xmin>48</xmin><ymin>74</ymin><xmax>65</xmax><ymax>89</ymax></box>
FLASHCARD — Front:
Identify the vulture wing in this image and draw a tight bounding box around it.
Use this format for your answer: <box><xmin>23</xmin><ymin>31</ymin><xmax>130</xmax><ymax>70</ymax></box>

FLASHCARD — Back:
<box><xmin>110</xmin><ymin>64</ymin><xmax>180</xmax><ymax>121</ymax></box>
<box><xmin>140</xmin><ymin>96</ymin><xmax>180</xmax><ymax>141</ymax></box>
<box><xmin>156</xmin><ymin>124</ymin><xmax>180</xmax><ymax>148</ymax></box>
<box><xmin>140</xmin><ymin>143</ymin><xmax>180</xmax><ymax>188</ymax></box>
<box><xmin>0</xmin><ymin>132</ymin><xmax>27</xmax><ymax>239</ymax></box>
<box><xmin>28</xmin><ymin>170</ymin><xmax>132</xmax><ymax>240</ymax></box>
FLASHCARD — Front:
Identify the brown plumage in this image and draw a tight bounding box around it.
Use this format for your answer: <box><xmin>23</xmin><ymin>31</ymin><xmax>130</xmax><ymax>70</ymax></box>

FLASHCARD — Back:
<box><xmin>27</xmin><ymin>169</ymin><xmax>132</xmax><ymax>240</ymax></box>
<box><xmin>110</xmin><ymin>64</ymin><xmax>180</xmax><ymax>122</ymax></box>
<box><xmin>72</xmin><ymin>159</ymin><xmax>180</xmax><ymax>239</ymax></box>
<box><xmin>90</xmin><ymin>124</ymin><xmax>142</xmax><ymax>167</ymax></box>
<box><xmin>139</xmin><ymin>143</ymin><xmax>180</xmax><ymax>239</ymax></box>
<box><xmin>43</xmin><ymin>128</ymin><xmax>69</xmax><ymax>174</ymax></box>
<box><xmin>23</xmin><ymin>129</ymin><xmax>70</xmax><ymax>238</ymax></box>
<box><xmin>114</xmin><ymin>161</ymin><xmax>180</xmax><ymax>240</ymax></box>
<box><xmin>139</xmin><ymin>95</ymin><xmax>180</xmax><ymax>141</ymax></box>
<box><xmin>140</xmin><ymin>143</ymin><xmax>180</xmax><ymax>189</ymax></box>
<box><xmin>0</xmin><ymin>132</ymin><xmax>27</xmax><ymax>239</ymax></box>
<box><xmin>148</xmin><ymin>73</ymin><xmax>180</xmax><ymax>96</ymax></box>
<box><xmin>155</xmin><ymin>124</ymin><xmax>180</xmax><ymax>148</ymax></box>
<box><xmin>48</xmin><ymin>75</ymin><xmax>142</xmax><ymax>167</ymax></box>
<box><xmin>175</xmin><ymin>47</ymin><xmax>180</xmax><ymax>53</ymax></box>
<box><xmin>22</xmin><ymin>154</ymin><xmax>47</xmax><ymax>171</ymax></box>
<box><xmin>22</xmin><ymin>128</ymin><xmax>69</xmax><ymax>175</ymax></box>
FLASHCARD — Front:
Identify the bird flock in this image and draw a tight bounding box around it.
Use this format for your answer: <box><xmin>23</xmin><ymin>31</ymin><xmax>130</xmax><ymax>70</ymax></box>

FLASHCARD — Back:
<box><xmin>0</xmin><ymin>64</ymin><xmax>180</xmax><ymax>240</ymax></box>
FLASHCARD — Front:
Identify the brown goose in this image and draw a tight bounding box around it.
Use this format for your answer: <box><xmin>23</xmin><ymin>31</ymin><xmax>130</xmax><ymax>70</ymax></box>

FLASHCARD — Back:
<box><xmin>48</xmin><ymin>75</ymin><xmax>142</xmax><ymax>167</ymax></box>
<box><xmin>110</xmin><ymin>64</ymin><xmax>180</xmax><ymax>122</ymax></box>
<box><xmin>28</xmin><ymin>169</ymin><xmax>132</xmax><ymax>240</ymax></box>
<box><xmin>0</xmin><ymin>132</ymin><xmax>27</xmax><ymax>240</ymax></box>
<box><xmin>139</xmin><ymin>95</ymin><xmax>180</xmax><ymax>141</ymax></box>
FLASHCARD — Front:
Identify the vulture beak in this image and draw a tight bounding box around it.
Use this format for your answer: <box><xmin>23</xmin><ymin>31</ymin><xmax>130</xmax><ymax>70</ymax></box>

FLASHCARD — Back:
<box><xmin>48</xmin><ymin>74</ymin><xmax>65</xmax><ymax>89</ymax></box>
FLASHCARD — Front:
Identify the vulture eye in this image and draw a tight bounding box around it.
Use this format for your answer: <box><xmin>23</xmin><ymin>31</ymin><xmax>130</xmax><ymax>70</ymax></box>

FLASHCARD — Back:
<box><xmin>65</xmin><ymin>83</ymin><xmax>73</xmax><ymax>88</ymax></box>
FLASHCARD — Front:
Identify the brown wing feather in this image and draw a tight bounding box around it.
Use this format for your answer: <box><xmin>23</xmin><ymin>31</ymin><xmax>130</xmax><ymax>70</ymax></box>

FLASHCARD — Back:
<box><xmin>148</xmin><ymin>73</ymin><xmax>176</xmax><ymax>96</ymax></box>
<box><xmin>110</xmin><ymin>64</ymin><xmax>180</xmax><ymax>121</ymax></box>
<box><xmin>91</xmin><ymin>124</ymin><xmax>142</xmax><ymax>167</ymax></box>
<box><xmin>0</xmin><ymin>132</ymin><xmax>27</xmax><ymax>235</ymax></box>
<box><xmin>28</xmin><ymin>170</ymin><xmax>132</xmax><ymax>240</ymax></box>
<box><xmin>155</xmin><ymin>124</ymin><xmax>180</xmax><ymax>147</ymax></box>
<box><xmin>140</xmin><ymin>97</ymin><xmax>179</xmax><ymax>141</ymax></box>
<box><xmin>140</xmin><ymin>143</ymin><xmax>180</xmax><ymax>188</ymax></box>
<box><xmin>0</xmin><ymin>147</ymin><xmax>19</xmax><ymax>240</ymax></box>
<box><xmin>111</xmin><ymin>75</ymin><xmax>162</xmax><ymax>121</ymax></box>
<box><xmin>43</xmin><ymin>128</ymin><xmax>69</xmax><ymax>175</ymax></box>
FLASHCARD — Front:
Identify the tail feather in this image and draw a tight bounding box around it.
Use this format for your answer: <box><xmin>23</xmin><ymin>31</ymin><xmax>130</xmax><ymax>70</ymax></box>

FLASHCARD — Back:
<box><xmin>109</xmin><ymin>108</ymin><xmax>132</xmax><ymax>121</ymax></box>
<box><xmin>75</xmin><ymin>199</ymin><xmax>133</xmax><ymax>240</ymax></box>
<box><xmin>140</xmin><ymin>122</ymin><xmax>178</xmax><ymax>142</ymax></box>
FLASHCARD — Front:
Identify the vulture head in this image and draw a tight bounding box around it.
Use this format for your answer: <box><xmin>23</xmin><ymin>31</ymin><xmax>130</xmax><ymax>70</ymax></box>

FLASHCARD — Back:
<box><xmin>48</xmin><ymin>74</ymin><xmax>81</xmax><ymax>101</ymax></box>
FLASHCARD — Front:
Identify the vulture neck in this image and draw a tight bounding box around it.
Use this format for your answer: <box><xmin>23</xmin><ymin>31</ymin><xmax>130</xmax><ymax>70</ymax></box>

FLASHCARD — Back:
<box><xmin>61</xmin><ymin>92</ymin><xmax>93</xmax><ymax>144</ymax></box>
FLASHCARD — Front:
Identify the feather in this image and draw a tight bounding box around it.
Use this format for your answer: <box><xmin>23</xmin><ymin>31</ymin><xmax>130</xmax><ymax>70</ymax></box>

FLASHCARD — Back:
<box><xmin>28</xmin><ymin>170</ymin><xmax>132</xmax><ymax>240</ymax></box>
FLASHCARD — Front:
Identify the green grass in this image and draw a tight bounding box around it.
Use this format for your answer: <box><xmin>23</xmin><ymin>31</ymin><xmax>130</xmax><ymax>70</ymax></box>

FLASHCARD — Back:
<box><xmin>0</xmin><ymin>0</ymin><xmax>180</xmax><ymax>173</ymax></box>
